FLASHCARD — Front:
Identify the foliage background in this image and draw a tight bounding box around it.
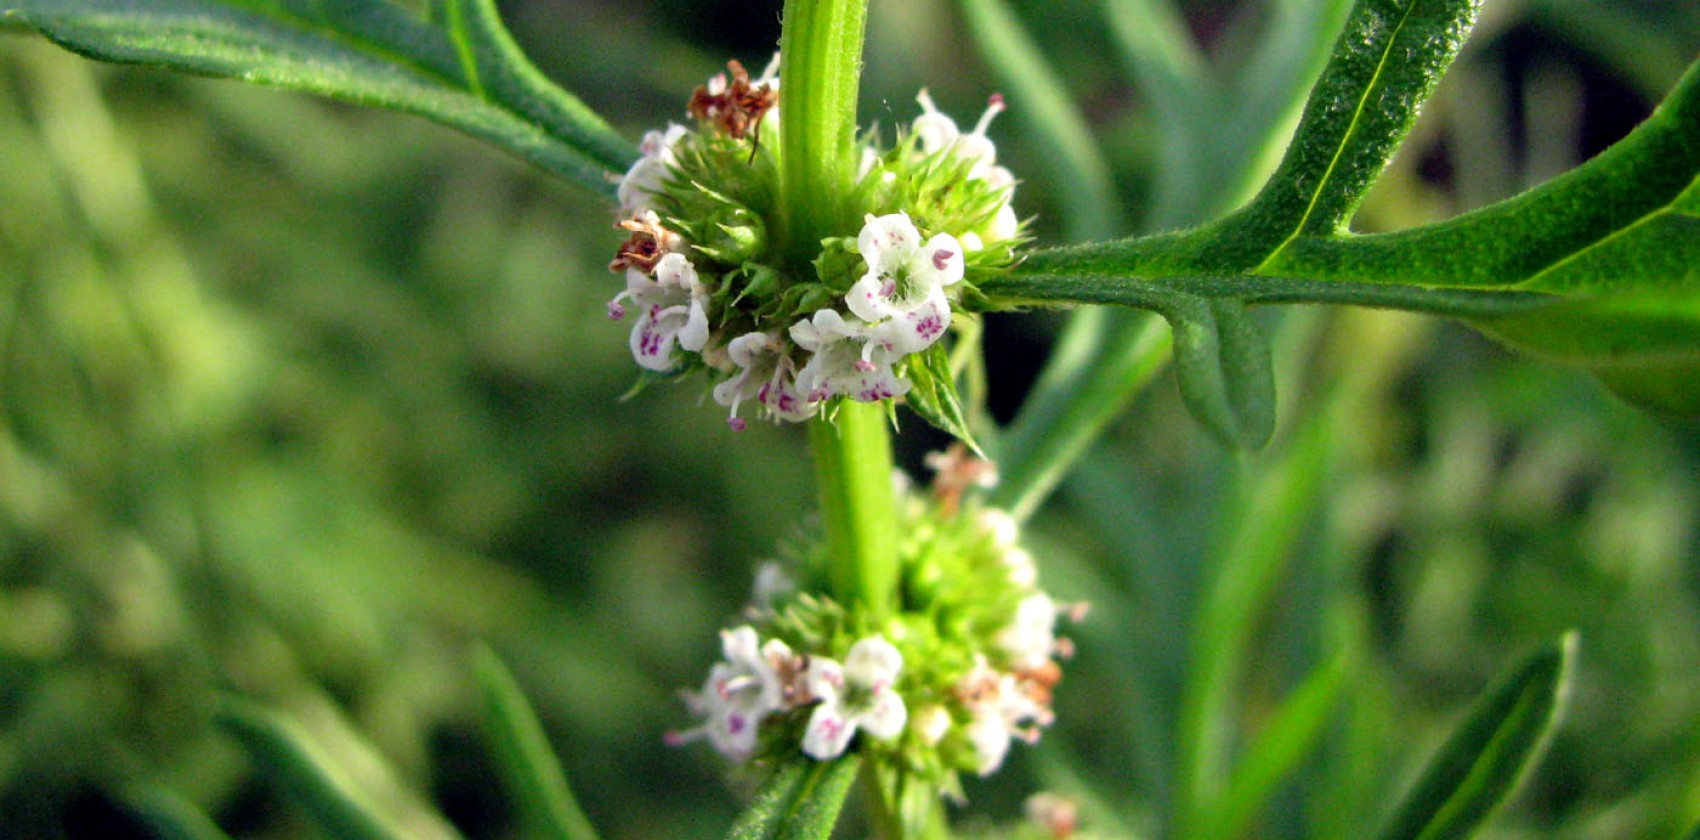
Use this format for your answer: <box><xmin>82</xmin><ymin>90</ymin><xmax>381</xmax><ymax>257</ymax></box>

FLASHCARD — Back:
<box><xmin>0</xmin><ymin>0</ymin><xmax>1697</xmax><ymax>837</ymax></box>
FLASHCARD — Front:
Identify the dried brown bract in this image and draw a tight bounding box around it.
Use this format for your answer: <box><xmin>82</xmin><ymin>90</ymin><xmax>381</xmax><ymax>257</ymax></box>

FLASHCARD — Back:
<box><xmin>609</xmin><ymin>211</ymin><xmax>681</xmax><ymax>274</ymax></box>
<box><xmin>688</xmin><ymin>59</ymin><xmax>779</xmax><ymax>146</ymax></box>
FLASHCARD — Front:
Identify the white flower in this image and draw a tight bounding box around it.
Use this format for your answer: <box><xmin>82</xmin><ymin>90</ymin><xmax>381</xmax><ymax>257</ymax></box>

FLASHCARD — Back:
<box><xmin>618</xmin><ymin>123</ymin><xmax>688</xmax><ymax>215</ymax></box>
<box><xmin>1002</xmin><ymin>547</ymin><xmax>1038</xmax><ymax>589</ymax></box>
<box><xmin>965</xmin><ymin>709</ymin><xmax>1014</xmax><ymax>776</ymax></box>
<box><xmin>671</xmin><ymin>626</ymin><xmax>793</xmax><ymax>760</ymax></box>
<box><xmin>911</xmin><ymin>91</ymin><xmax>1019</xmax><ymax>243</ymax></box>
<box><xmin>998</xmin><ymin>592</ymin><xmax>1059</xmax><ymax>671</ymax></box>
<box><xmin>802</xmin><ymin>635</ymin><xmax>908</xmax><ymax>760</ymax></box>
<box><xmin>847</xmin><ymin>212</ymin><xmax>962</xmax><ymax>355</ymax></box>
<box><xmin>956</xmin><ymin>657</ymin><xmax>1052</xmax><ymax>776</ymax></box>
<box><xmin>978</xmin><ymin>508</ymin><xmax>1021</xmax><ymax>549</ymax></box>
<box><xmin>912</xmin><ymin>704</ymin><xmax>952</xmax><ymax>746</ymax></box>
<box><xmin>790</xmin><ymin>308</ymin><xmax>910</xmax><ymax>403</ymax></box>
<box><xmin>712</xmin><ymin>332</ymin><xmax>819</xmax><ymax>429</ymax></box>
<box><xmin>610</xmin><ymin>252</ymin><xmax>709</xmax><ymax>371</ymax></box>
<box><xmin>913</xmin><ymin>90</ymin><xmax>1011</xmax><ymax>186</ymax></box>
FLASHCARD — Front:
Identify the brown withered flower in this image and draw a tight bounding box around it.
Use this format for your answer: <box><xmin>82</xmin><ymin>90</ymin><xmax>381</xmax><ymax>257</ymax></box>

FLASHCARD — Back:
<box><xmin>688</xmin><ymin>59</ymin><xmax>779</xmax><ymax>146</ymax></box>
<box><xmin>609</xmin><ymin>211</ymin><xmax>682</xmax><ymax>275</ymax></box>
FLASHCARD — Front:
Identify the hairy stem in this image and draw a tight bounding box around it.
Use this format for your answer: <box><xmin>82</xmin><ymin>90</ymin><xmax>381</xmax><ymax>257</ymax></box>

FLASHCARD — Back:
<box><xmin>778</xmin><ymin>0</ymin><xmax>869</xmax><ymax>271</ymax></box>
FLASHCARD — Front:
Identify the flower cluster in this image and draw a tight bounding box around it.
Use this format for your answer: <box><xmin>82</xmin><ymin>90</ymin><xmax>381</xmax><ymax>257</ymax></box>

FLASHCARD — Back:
<box><xmin>669</xmin><ymin>454</ymin><xmax>1078</xmax><ymax>787</ymax></box>
<box><xmin>605</xmin><ymin>58</ymin><xmax>1023</xmax><ymax>436</ymax></box>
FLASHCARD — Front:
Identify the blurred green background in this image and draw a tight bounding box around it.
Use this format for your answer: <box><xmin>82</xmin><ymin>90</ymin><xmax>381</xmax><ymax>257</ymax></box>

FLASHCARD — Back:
<box><xmin>1</xmin><ymin>0</ymin><xmax>1697</xmax><ymax>837</ymax></box>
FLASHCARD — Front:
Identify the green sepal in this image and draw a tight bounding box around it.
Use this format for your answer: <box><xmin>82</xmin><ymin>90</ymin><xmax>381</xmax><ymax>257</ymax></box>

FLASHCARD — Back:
<box><xmin>902</xmin><ymin>342</ymin><xmax>982</xmax><ymax>454</ymax></box>
<box><xmin>812</xmin><ymin>236</ymin><xmax>864</xmax><ymax>295</ymax></box>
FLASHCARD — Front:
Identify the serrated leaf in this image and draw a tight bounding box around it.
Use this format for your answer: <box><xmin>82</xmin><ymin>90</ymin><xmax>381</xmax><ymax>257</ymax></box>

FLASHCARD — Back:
<box><xmin>725</xmin><ymin>755</ymin><xmax>861</xmax><ymax>840</ymax></box>
<box><xmin>903</xmin><ymin>342</ymin><xmax>981</xmax><ymax>454</ymax></box>
<box><xmin>0</xmin><ymin>0</ymin><xmax>632</xmax><ymax>194</ymax></box>
<box><xmin>1374</xmin><ymin>632</ymin><xmax>1576</xmax><ymax>840</ymax></box>
<box><xmin>473</xmin><ymin>646</ymin><xmax>600</xmax><ymax>840</ymax></box>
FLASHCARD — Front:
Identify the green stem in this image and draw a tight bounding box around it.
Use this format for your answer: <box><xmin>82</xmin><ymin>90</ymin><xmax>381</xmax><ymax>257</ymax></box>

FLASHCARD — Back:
<box><xmin>809</xmin><ymin>402</ymin><xmax>898</xmax><ymax>620</ymax></box>
<box><xmin>778</xmin><ymin>0</ymin><xmax>869</xmax><ymax>270</ymax></box>
<box><xmin>780</xmin><ymin>0</ymin><xmax>891</xmax><ymax>614</ymax></box>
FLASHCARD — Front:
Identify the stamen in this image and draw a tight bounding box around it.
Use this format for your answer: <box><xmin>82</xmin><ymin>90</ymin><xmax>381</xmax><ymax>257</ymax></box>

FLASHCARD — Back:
<box><xmin>974</xmin><ymin>93</ymin><xmax>1006</xmax><ymax>136</ymax></box>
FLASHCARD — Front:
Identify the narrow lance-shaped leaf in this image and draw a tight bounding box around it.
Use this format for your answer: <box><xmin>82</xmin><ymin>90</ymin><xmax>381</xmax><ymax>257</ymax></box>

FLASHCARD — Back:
<box><xmin>984</xmin><ymin>50</ymin><xmax>1700</xmax><ymax>421</ymax></box>
<box><xmin>975</xmin><ymin>0</ymin><xmax>1484</xmax><ymax>448</ymax></box>
<box><xmin>725</xmin><ymin>755</ymin><xmax>862</xmax><ymax>840</ymax></box>
<box><xmin>0</xmin><ymin>0</ymin><xmax>633</xmax><ymax>195</ymax></box>
<box><xmin>473</xmin><ymin>646</ymin><xmax>601</xmax><ymax>840</ymax></box>
<box><xmin>122</xmin><ymin>785</ymin><xmax>235</xmax><ymax>840</ymax></box>
<box><xmin>1194</xmin><ymin>648</ymin><xmax>1350</xmax><ymax>840</ymax></box>
<box><xmin>1374</xmin><ymin>632</ymin><xmax>1576</xmax><ymax>840</ymax></box>
<box><xmin>215</xmin><ymin>698</ymin><xmax>428</xmax><ymax>840</ymax></box>
<box><xmin>1022</xmin><ymin>0</ymin><xmax>1484</xmax><ymax>278</ymax></box>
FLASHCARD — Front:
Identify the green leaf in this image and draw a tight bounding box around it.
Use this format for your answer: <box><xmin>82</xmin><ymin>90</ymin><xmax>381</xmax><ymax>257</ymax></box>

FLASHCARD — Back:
<box><xmin>473</xmin><ymin>645</ymin><xmax>600</xmax><ymax>840</ymax></box>
<box><xmin>990</xmin><ymin>310</ymin><xmax>1170</xmax><ymax>520</ymax></box>
<box><xmin>1175</xmin><ymin>392</ymin><xmax>1339</xmax><ymax>837</ymax></box>
<box><xmin>987</xmin><ymin>46</ymin><xmax>1700</xmax><ymax>421</ymax></box>
<box><xmin>0</xmin><ymin>0</ymin><xmax>632</xmax><ymax>194</ymax></box>
<box><xmin>216</xmin><ymin>697</ymin><xmax>450</xmax><ymax>840</ymax></box>
<box><xmin>903</xmin><ymin>342</ymin><xmax>981</xmax><ymax>455</ymax></box>
<box><xmin>1374</xmin><ymin>632</ymin><xmax>1576</xmax><ymax>840</ymax></box>
<box><xmin>725</xmin><ymin>755</ymin><xmax>862</xmax><ymax>840</ymax></box>
<box><xmin>1193</xmin><ymin>648</ymin><xmax>1350</xmax><ymax>840</ymax></box>
<box><xmin>123</xmin><ymin>785</ymin><xmax>234</xmax><ymax>840</ymax></box>
<box><xmin>1168</xmin><ymin>298</ymin><xmax>1276</xmax><ymax>450</ymax></box>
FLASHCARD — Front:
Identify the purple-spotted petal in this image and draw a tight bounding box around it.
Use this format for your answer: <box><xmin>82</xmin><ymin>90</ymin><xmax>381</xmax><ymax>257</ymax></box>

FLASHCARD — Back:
<box><xmin>802</xmin><ymin>706</ymin><xmax>856</xmax><ymax>760</ymax></box>
<box><xmin>847</xmin><ymin>271</ymin><xmax>900</xmax><ymax>323</ymax></box>
<box><xmin>857</xmin><ymin>212</ymin><xmax>921</xmax><ymax>278</ymax></box>
<box><xmin>917</xmin><ymin>234</ymin><xmax>965</xmax><ymax>288</ymax></box>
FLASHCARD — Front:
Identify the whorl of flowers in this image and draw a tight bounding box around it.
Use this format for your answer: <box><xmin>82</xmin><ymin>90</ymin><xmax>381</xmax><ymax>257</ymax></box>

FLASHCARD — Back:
<box><xmin>668</xmin><ymin>450</ymin><xmax>1081</xmax><ymax>788</ymax></box>
<box><xmin>606</xmin><ymin>56</ymin><xmax>1024</xmax><ymax>434</ymax></box>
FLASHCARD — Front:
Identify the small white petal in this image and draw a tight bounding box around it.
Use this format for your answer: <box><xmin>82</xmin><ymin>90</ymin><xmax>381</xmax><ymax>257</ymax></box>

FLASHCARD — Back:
<box><xmin>915</xmin><ymin>233</ymin><xmax>965</xmax><ymax>288</ymax></box>
<box><xmin>845</xmin><ymin>636</ymin><xmax>904</xmax><ymax>684</ymax></box>
<box><xmin>986</xmin><ymin>202</ymin><xmax>1019</xmax><ymax>243</ymax></box>
<box><xmin>846</xmin><ymin>271</ymin><xmax>899</xmax><ymax>323</ymax></box>
<box><xmin>806</xmin><ymin>657</ymin><xmax>845</xmax><ymax>703</ymax></box>
<box><xmin>859</xmin><ymin>688</ymin><xmax>908</xmax><ymax>740</ymax></box>
<box><xmin>1003</xmin><ymin>547</ymin><xmax>1038</xmax><ymax>589</ymax></box>
<box><xmin>966</xmin><ymin>713</ymin><xmax>1012</xmax><ymax>776</ymax></box>
<box><xmin>679</xmin><ymin>301</ymin><xmax>709</xmax><ymax>353</ymax></box>
<box><xmin>979</xmin><ymin>509</ymin><xmax>1021</xmax><ymax>548</ymax></box>
<box><xmin>802</xmin><ymin>706</ymin><xmax>856</xmax><ymax>760</ymax></box>
<box><xmin>857</xmin><ymin>212</ymin><xmax>921</xmax><ymax>278</ymax></box>
<box><xmin>721</xmin><ymin>626</ymin><xmax>762</xmax><ymax>664</ymax></box>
